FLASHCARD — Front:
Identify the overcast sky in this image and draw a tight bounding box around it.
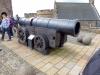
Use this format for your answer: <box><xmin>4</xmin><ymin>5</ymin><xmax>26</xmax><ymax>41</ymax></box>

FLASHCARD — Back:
<box><xmin>12</xmin><ymin>0</ymin><xmax>100</xmax><ymax>17</ymax></box>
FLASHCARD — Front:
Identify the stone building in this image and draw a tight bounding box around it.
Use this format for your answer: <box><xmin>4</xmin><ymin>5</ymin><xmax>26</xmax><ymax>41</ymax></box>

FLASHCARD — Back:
<box><xmin>0</xmin><ymin>0</ymin><xmax>13</xmax><ymax>16</ymax></box>
<box><xmin>54</xmin><ymin>2</ymin><xmax>100</xmax><ymax>29</ymax></box>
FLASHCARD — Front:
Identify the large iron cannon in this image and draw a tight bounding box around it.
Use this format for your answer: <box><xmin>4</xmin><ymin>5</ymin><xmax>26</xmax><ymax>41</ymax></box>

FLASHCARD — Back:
<box><xmin>15</xmin><ymin>17</ymin><xmax>80</xmax><ymax>54</ymax></box>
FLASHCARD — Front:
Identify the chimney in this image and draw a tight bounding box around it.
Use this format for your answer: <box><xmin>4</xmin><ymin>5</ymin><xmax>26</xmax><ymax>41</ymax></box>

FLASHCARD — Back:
<box><xmin>89</xmin><ymin>0</ymin><xmax>94</xmax><ymax>5</ymax></box>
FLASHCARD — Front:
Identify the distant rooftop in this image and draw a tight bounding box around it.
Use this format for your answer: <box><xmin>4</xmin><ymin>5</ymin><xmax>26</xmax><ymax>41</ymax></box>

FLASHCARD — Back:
<box><xmin>55</xmin><ymin>2</ymin><xmax>100</xmax><ymax>20</ymax></box>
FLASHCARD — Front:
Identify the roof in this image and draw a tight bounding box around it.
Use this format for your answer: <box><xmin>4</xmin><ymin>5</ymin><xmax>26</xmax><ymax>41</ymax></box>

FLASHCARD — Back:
<box><xmin>55</xmin><ymin>2</ymin><xmax>100</xmax><ymax>20</ymax></box>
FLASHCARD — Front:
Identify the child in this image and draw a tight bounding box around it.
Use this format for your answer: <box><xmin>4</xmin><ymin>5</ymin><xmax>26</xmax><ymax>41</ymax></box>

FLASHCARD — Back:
<box><xmin>0</xmin><ymin>12</ymin><xmax>11</xmax><ymax>41</ymax></box>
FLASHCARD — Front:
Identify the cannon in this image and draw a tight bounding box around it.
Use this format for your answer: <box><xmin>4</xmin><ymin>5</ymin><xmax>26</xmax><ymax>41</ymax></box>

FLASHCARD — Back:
<box><xmin>14</xmin><ymin>17</ymin><xmax>80</xmax><ymax>54</ymax></box>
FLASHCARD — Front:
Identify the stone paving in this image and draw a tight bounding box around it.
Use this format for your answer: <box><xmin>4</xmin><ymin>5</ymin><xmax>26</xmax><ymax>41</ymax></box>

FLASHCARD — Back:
<box><xmin>1</xmin><ymin>31</ymin><xmax>100</xmax><ymax>75</ymax></box>
<box><xmin>0</xmin><ymin>43</ymin><xmax>45</xmax><ymax>75</ymax></box>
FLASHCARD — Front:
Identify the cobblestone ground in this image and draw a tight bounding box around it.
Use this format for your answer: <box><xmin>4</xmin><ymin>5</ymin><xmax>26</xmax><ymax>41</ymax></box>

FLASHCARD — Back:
<box><xmin>0</xmin><ymin>43</ymin><xmax>45</xmax><ymax>75</ymax></box>
<box><xmin>0</xmin><ymin>30</ymin><xmax>96</xmax><ymax>75</ymax></box>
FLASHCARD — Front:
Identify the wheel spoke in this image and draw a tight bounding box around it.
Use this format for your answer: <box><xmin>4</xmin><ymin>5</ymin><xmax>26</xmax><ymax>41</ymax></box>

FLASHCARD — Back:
<box><xmin>34</xmin><ymin>35</ymin><xmax>49</xmax><ymax>55</ymax></box>
<box><xmin>34</xmin><ymin>36</ymin><xmax>45</xmax><ymax>51</ymax></box>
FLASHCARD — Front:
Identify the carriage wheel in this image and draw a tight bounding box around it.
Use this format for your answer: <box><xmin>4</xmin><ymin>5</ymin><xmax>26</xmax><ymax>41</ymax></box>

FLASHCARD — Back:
<box><xmin>34</xmin><ymin>34</ymin><xmax>49</xmax><ymax>55</ymax></box>
<box><xmin>18</xmin><ymin>28</ymin><xmax>29</xmax><ymax>45</ymax></box>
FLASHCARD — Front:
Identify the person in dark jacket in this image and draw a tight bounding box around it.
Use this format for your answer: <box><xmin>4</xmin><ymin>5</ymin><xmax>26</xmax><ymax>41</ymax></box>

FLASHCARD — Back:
<box><xmin>9</xmin><ymin>17</ymin><xmax>14</xmax><ymax>37</ymax></box>
<box><xmin>0</xmin><ymin>12</ymin><xmax>11</xmax><ymax>41</ymax></box>
<box><xmin>0</xmin><ymin>19</ymin><xmax>2</xmax><ymax>24</ymax></box>
<box><xmin>0</xmin><ymin>16</ymin><xmax>2</xmax><ymax>33</ymax></box>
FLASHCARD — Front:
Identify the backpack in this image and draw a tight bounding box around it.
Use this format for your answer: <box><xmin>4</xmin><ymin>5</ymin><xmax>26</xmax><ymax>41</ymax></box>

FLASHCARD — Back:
<box><xmin>82</xmin><ymin>48</ymin><xmax>100</xmax><ymax>75</ymax></box>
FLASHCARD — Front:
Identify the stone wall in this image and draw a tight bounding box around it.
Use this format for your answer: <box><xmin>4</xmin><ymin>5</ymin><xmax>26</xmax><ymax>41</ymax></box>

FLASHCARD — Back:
<box><xmin>37</xmin><ymin>9</ymin><xmax>54</xmax><ymax>18</ymax></box>
<box><xmin>80</xmin><ymin>20</ymin><xmax>96</xmax><ymax>30</ymax></box>
<box><xmin>0</xmin><ymin>0</ymin><xmax>13</xmax><ymax>16</ymax></box>
<box><xmin>80</xmin><ymin>20</ymin><xmax>100</xmax><ymax>34</ymax></box>
<box><xmin>24</xmin><ymin>13</ymin><xmax>37</xmax><ymax>18</ymax></box>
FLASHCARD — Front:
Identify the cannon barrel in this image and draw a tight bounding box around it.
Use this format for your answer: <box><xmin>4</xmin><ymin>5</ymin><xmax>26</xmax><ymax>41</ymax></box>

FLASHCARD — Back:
<box><xmin>15</xmin><ymin>17</ymin><xmax>32</xmax><ymax>25</ymax></box>
<box><xmin>15</xmin><ymin>17</ymin><xmax>80</xmax><ymax>36</ymax></box>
